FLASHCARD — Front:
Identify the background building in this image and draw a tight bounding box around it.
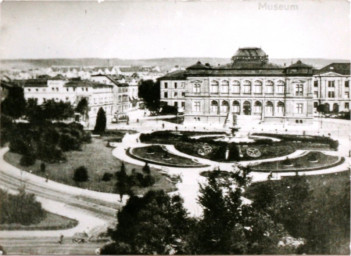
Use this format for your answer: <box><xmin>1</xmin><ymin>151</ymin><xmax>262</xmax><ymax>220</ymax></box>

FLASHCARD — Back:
<box><xmin>313</xmin><ymin>63</ymin><xmax>350</xmax><ymax>114</ymax></box>
<box><xmin>160</xmin><ymin>47</ymin><xmax>315</xmax><ymax>125</ymax></box>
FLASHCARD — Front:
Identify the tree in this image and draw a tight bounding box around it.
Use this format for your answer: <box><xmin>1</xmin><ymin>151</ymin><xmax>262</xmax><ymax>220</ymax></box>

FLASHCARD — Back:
<box><xmin>193</xmin><ymin>170</ymin><xmax>289</xmax><ymax>254</ymax></box>
<box><xmin>40</xmin><ymin>162</ymin><xmax>46</xmax><ymax>173</ymax></box>
<box><xmin>142</xmin><ymin>162</ymin><xmax>151</xmax><ymax>175</ymax></box>
<box><xmin>102</xmin><ymin>190</ymin><xmax>192</xmax><ymax>255</ymax></box>
<box><xmin>1</xmin><ymin>86</ymin><xmax>26</xmax><ymax>119</ymax></box>
<box><xmin>75</xmin><ymin>98</ymin><xmax>89</xmax><ymax>121</ymax></box>
<box><xmin>115</xmin><ymin>163</ymin><xmax>131</xmax><ymax>201</ymax></box>
<box><xmin>94</xmin><ymin>107</ymin><xmax>106</xmax><ymax>134</ymax></box>
<box><xmin>138</xmin><ymin>79</ymin><xmax>160</xmax><ymax>112</ymax></box>
<box><xmin>73</xmin><ymin>166</ymin><xmax>89</xmax><ymax>183</ymax></box>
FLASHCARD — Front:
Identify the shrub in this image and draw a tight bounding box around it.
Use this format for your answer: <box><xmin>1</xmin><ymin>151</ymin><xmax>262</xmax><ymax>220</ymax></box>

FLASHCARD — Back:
<box><xmin>140</xmin><ymin>174</ymin><xmax>155</xmax><ymax>187</ymax></box>
<box><xmin>20</xmin><ymin>154</ymin><xmax>36</xmax><ymax>166</ymax></box>
<box><xmin>40</xmin><ymin>162</ymin><xmax>46</xmax><ymax>173</ymax></box>
<box><xmin>73</xmin><ymin>166</ymin><xmax>89</xmax><ymax>183</ymax></box>
<box><xmin>102</xmin><ymin>172</ymin><xmax>113</xmax><ymax>182</ymax></box>
<box><xmin>142</xmin><ymin>163</ymin><xmax>151</xmax><ymax>175</ymax></box>
<box><xmin>60</xmin><ymin>133</ymin><xmax>81</xmax><ymax>151</ymax></box>
<box><xmin>0</xmin><ymin>188</ymin><xmax>46</xmax><ymax>225</ymax></box>
<box><xmin>282</xmin><ymin>157</ymin><xmax>292</xmax><ymax>166</ymax></box>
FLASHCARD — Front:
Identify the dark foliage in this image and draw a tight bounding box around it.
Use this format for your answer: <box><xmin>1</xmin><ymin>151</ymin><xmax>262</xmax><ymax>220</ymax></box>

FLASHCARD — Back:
<box><xmin>138</xmin><ymin>79</ymin><xmax>160</xmax><ymax>112</ymax></box>
<box><xmin>93</xmin><ymin>107</ymin><xmax>106</xmax><ymax>134</ymax></box>
<box><xmin>0</xmin><ymin>188</ymin><xmax>46</xmax><ymax>225</ymax></box>
<box><xmin>101</xmin><ymin>190</ymin><xmax>192</xmax><ymax>255</ymax></box>
<box><xmin>1</xmin><ymin>86</ymin><xmax>26</xmax><ymax>119</ymax></box>
<box><xmin>40</xmin><ymin>162</ymin><xmax>46</xmax><ymax>173</ymax></box>
<box><xmin>247</xmin><ymin>173</ymin><xmax>350</xmax><ymax>254</ymax></box>
<box><xmin>8</xmin><ymin>122</ymin><xmax>90</xmax><ymax>163</ymax></box>
<box><xmin>142</xmin><ymin>162</ymin><xmax>151</xmax><ymax>174</ymax></box>
<box><xmin>101</xmin><ymin>172</ymin><xmax>113</xmax><ymax>182</ymax></box>
<box><xmin>73</xmin><ymin>166</ymin><xmax>89</xmax><ymax>183</ymax></box>
<box><xmin>20</xmin><ymin>154</ymin><xmax>36</xmax><ymax>166</ymax></box>
<box><xmin>160</xmin><ymin>104</ymin><xmax>178</xmax><ymax>115</ymax></box>
<box><xmin>26</xmin><ymin>99</ymin><xmax>74</xmax><ymax>123</ymax></box>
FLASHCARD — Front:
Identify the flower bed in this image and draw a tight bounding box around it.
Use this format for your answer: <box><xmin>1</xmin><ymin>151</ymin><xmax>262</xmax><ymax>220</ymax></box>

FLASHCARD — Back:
<box><xmin>251</xmin><ymin>151</ymin><xmax>344</xmax><ymax>172</ymax></box>
<box><xmin>127</xmin><ymin>145</ymin><xmax>209</xmax><ymax>168</ymax></box>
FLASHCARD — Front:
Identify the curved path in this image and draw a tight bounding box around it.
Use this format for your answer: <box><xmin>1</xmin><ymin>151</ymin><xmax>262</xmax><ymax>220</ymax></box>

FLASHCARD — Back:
<box><xmin>0</xmin><ymin>147</ymin><xmax>125</xmax><ymax>239</ymax></box>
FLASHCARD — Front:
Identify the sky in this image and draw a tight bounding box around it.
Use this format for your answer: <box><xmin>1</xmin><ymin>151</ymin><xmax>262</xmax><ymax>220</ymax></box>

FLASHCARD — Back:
<box><xmin>0</xmin><ymin>0</ymin><xmax>350</xmax><ymax>60</ymax></box>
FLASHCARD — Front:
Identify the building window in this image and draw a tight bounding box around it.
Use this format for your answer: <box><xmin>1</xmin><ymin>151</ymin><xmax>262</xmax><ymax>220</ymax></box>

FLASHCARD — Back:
<box><xmin>345</xmin><ymin>80</ymin><xmax>350</xmax><ymax>88</ymax></box>
<box><xmin>254</xmin><ymin>81</ymin><xmax>262</xmax><ymax>94</ymax></box>
<box><xmin>210</xmin><ymin>101</ymin><xmax>219</xmax><ymax>113</ymax></box>
<box><xmin>265</xmin><ymin>101</ymin><xmax>274</xmax><ymax>116</ymax></box>
<box><xmin>193</xmin><ymin>101</ymin><xmax>200</xmax><ymax>112</ymax></box>
<box><xmin>243</xmin><ymin>80</ymin><xmax>251</xmax><ymax>94</ymax></box>
<box><xmin>254</xmin><ymin>101</ymin><xmax>262</xmax><ymax>115</ymax></box>
<box><xmin>328</xmin><ymin>81</ymin><xmax>335</xmax><ymax>87</ymax></box>
<box><xmin>164</xmin><ymin>82</ymin><xmax>168</xmax><ymax>89</ymax></box>
<box><xmin>232</xmin><ymin>101</ymin><xmax>240</xmax><ymax>114</ymax></box>
<box><xmin>296</xmin><ymin>103</ymin><xmax>303</xmax><ymax>114</ymax></box>
<box><xmin>277</xmin><ymin>102</ymin><xmax>285</xmax><ymax>116</ymax></box>
<box><xmin>28</xmin><ymin>88</ymin><xmax>31</xmax><ymax>92</ymax></box>
<box><xmin>35</xmin><ymin>89</ymin><xmax>38</xmax><ymax>92</ymax></box>
<box><xmin>174</xmin><ymin>101</ymin><xmax>178</xmax><ymax>108</ymax></box>
<box><xmin>221</xmin><ymin>101</ymin><xmax>229</xmax><ymax>113</ymax></box>
<box><xmin>221</xmin><ymin>80</ymin><xmax>229</xmax><ymax>94</ymax></box>
<box><xmin>174</xmin><ymin>82</ymin><xmax>177</xmax><ymax>89</ymax></box>
<box><xmin>174</xmin><ymin>92</ymin><xmax>178</xmax><ymax>97</ymax></box>
<box><xmin>314</xmin><ymin>80</ymin><xmax>318</xmax><ymax>87</ymax></box>
<box><xmin>232</xmin><ymin>81</ymin><xmax>240</xmax><ymax>94</ymax></box>
<box><xmin>345</xmin><ymin>92</ymin><xmax>350</xmax><ymax>99</ymax></box>
<box><xmin>277</xmin><ymin>80</ymin><xmax>285</xmax><ymax>94</ymax></box>
<box><xmin>295</xmin><ymin>84</ymin><xmax>303</xmax><ymax>96</ymax></box>
<box><xmin>210</xmin><ymin>81</ymin><xmax>219</xmax><ymax>94</ymax></box>
<box><xmin>164</xmin><ymin>92</ymin><xmax>168</xmax><ymax>98</ymax></box>
<box><xmin>181</xmin><ymin>101</ymin><xmax>185</xmax><ymax>108</ymax></box>
<box><xmin>345</xmin><ymin>102</ymin><xmax>349</xmax><ymax>109</ymax></box>
<box><xmin>193</xmin><ymin>83</ymin><xmax>201</xmax><ymax>94</ymax></box>
<box><xmin>314</xmin><ymin>91</ymin><xmax>318</xmax><ymax>98</ymax></box>
<box><xmin>182</xmin><ymin>92</ymin><xmax>185</xmax><ymax>97</ymax></box>
<box><xmin>328</xmin><ymin>91</ymin><xmax>335</xmax><ymax>98</ymax></box>
<box><xmin>266</xmin><ymin>80</ymin><xmax>274</xmax><ymax>94</ymax></box>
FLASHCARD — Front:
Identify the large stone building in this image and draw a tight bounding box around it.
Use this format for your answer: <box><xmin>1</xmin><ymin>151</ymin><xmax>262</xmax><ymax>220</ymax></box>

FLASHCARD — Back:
<box><xmin>160</xmin><ymin>47</ymin><xmax>316</xmax><ymax>125</ymax></box>
<box><xmin>313</xmin><ymin>63</ymin><xmax>350</xmax><ymax>113</ymax></box>
<box><xmin>22</xmin><ymin>76</ymin><xmax>114</xmax><ymax>125</ymax></box>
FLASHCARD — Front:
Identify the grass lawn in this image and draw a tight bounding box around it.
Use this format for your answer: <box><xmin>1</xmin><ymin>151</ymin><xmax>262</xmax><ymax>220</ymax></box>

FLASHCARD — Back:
<box><xmin>251</xmin><ymin>151</ymin><xmax>343</xmax><ymax>172</ymax></box>
<box><xmin>4</xmin><ymin>138</ymin><xmax>175</xmax><ymax>194</ymax></box>
<box><xmin>129</xmin><ymin>145</ymin><xmax>208</xmax><ymax>167</ymax></box>
<box><xmin>0</xmin><ymin>211</ymin><xmax>78</xmax><ymax>231</ymax></box>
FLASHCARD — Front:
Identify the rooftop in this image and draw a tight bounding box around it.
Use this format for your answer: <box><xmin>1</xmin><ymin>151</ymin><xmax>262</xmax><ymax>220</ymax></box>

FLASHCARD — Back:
<box><xmin>315</xmin><ymin>62</ymin><xmax>350</xmax><ymax>75</ymax></box>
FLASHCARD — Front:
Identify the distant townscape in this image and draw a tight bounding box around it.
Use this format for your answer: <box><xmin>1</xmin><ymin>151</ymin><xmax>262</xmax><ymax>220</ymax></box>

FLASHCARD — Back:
<box><xmin>1</xmin><ymin>48</ymin><xmax>349</xmax><ymax>127</ymax></box>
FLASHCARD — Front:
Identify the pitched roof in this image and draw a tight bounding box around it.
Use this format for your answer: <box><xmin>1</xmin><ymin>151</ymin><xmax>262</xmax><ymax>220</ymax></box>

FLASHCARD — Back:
<box><xmin>159</xmin><ymin>70</ymin><xmax>187</xmax><ymax>80</ymax></box>
<box><xmin>315</xmin><ymin>62</ymin><xmax>350</xmax><ymax>75</ymax></box>
<box><xmin>64</xmin><ymin>80</ymin><xmax>113</xmax><ymax>88</ymax></box>
<box><xmin>234</xmin><ymin>47</ymin><xmax>267</xmax><ymax>58</ymax></box>
<box><xmin>287</xmin><ymin>60</ymin><xmax>312</xmax><ymax>69</ymax></box>
<box><xmin>186</xmin><ymin>61</ymin><xmax>211</xmax><ymax>70</ymax></box>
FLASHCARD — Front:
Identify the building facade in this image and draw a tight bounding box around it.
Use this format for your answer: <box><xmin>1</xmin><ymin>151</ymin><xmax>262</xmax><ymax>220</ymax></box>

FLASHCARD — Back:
<box><xmin>23</xmin><ymin>77</ymin><xmax>114</xmax><ymax>125</ymax></box>
<box><xmin>160</xmin><ymin>48</ymin><xmax>315</xmax><ymax>125</ymax></box>
<box><xmin>313</xmin><ymin>63</ymin><xmax>350</xmax><ymax>114</ymax></box>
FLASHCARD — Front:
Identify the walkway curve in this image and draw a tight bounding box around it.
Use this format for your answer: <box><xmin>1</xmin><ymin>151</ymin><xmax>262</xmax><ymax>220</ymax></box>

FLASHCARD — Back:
<box><xmin>0</xmin><ymin>147</ymin><xmax>125</xmax><ymax>238</ymax></box>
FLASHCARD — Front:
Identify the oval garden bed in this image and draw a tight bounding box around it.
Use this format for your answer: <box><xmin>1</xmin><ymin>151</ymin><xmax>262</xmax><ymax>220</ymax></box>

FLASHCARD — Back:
<box><xmin>127</xmin><ymin>145</ymin><xmax>209</xmax><ymax>168</ymax></box>
<box><xmin>140</xmin><ymin>131</ymin><xmax>339</xmax><ymax>163</ymax></box>
<box><xmin>250</xmin><ymin>151</ymin><xmax>345</xmax><ymax>173</ymax></box>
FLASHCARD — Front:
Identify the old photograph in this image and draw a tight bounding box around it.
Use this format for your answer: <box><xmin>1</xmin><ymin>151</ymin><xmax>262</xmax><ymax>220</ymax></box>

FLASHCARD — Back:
<box><xmin>0</xmin><ymin>0</ymin><xmax>350</xmax><ymax>254</ymax></box>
